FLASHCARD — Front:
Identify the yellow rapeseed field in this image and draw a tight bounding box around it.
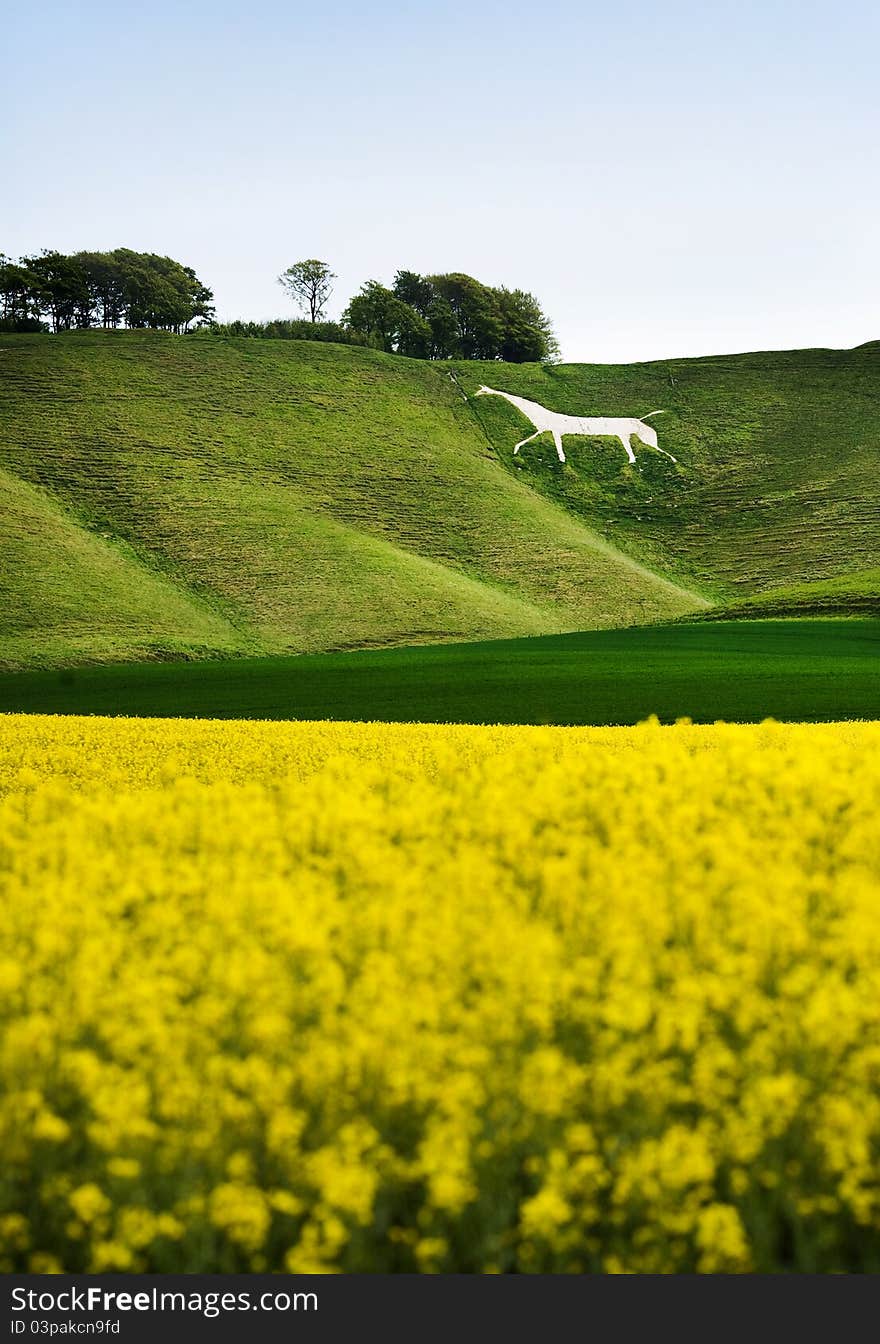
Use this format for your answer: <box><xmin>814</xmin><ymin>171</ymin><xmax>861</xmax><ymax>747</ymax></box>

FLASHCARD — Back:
<box><xmin>1</xmin><ymin>713</ymin><xmax>879</xmax><ymax>1274</ymax></box>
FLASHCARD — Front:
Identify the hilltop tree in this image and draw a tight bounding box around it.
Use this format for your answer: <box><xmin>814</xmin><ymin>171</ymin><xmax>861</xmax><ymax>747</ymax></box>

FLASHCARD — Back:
<box><xmin>20</xmin><ymin>251</ymin><xmax>90</xmax><ymax>333</ymax></box>
<box><xmin>183</xmin><ymin>267</ymin><xmax>216</xmax><ymax>330</ymax></box>
<box><xmin>426</xmin><ymin>273</ymin><xmax>504</xmax><ymax>360</ymax></box>
<box><xmin>278</xmin><ymin>259</ymin><xmax>336</xmax><ymax>322</ymax></box>
<box><xmin>392</xmin><ymin>270</ymin><xmax>435</xmax><ymax>316</ymax></box>
<box><xmin>387</xmin><ymin>270</ymin><xmax>558</xmax><ymax>361</ymax></box>
<box><xmin>0</xmin><ymin>255</ymin><xmax>46</xmax><ymax>330</ymax></box>
<box><xmin>392</xmin><ymin>271</ymin><xmax>458</xmax><ymax>358</ymax></box>
<box><xmin>0</xmin><ymin>249</ymin><xmax>214</xmax><ymax>333</ymax></box>
<box><xmin>495</xmin><ymin>287</ymin><xmax>559</xmax><ymax>363</ymax></box>
<box><xmin>105</xmin><ymin>251</ymin><xmax>214</xmax><ymax>332</ymax></box>
<box><xmin>72</xmin><ymin>252</ymin><xmax>126</xmax><ymax>328</ymax></box>
<box><xmin>343</xmin><ymin>281</ymin><xmax>430</xmax><ymax>356</ymax></box>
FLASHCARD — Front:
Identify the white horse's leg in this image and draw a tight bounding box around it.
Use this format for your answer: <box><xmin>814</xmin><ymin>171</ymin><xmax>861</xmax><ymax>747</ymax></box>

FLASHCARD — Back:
<box><xmin>513</xmin><ymin>429</ymin><xmax>541</xmax><ymax>455</ymax></box>
<box><xmin>552</xmin><ymin>430</ymin><xmax>566</xmax><ymax>463</ymax></box>
<box><xmin>619</xmin><ymin>435</ymin><xmax>636</xmax><ymax>464</ymax></box>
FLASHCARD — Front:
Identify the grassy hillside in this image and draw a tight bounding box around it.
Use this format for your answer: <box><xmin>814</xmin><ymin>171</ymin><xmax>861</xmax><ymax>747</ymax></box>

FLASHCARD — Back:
<box><xmin>698</xmin><ymin>568</ymin><xmax>880</xmax><ymax>620</ymax></box>
<box><xmin>0</xmin><ymin>467</ymin><xmax>246</xmax><ymax>667</ymax></box>
<box><xmin>0</xmin><ymin>332</ymin><xmax>702</xmax><ymax>668</ymax></box>
<box><xmin>1</xmin><ymin>620</ymin><xmax>877</xmax><ymax>725</ymax></box>
<box><xmin>3</xmin><ymin>331</ymin><xmax>878</xmax><ymax>671</ymax></box>
<box><xmin>459</xmin><ymin>343</ymin><xmax>880</xmax><ymax>598</ymax></box>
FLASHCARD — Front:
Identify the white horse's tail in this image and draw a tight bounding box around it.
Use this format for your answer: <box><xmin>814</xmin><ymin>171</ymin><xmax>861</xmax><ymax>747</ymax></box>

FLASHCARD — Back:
<box><xmin>640</xmin><ymin>409</ymin><xmax>667</xmax><ymax>421</ymax></box>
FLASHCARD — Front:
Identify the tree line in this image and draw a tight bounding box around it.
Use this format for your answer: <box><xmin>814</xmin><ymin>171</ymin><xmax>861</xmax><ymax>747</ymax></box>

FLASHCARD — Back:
<box><xmin>0</xmin><ymin>249</ymin><xmax>215</xmax><ymax>334</ymax></box>
<box><xmin>193</xmin><ymin>318</ymin><xmax>372</xmax><ymax>348</ymax></box>
<box><xmin>1</xmin><ymin>250</ymin><xmax>558</xmax><ymax>362</ymax></box>
<box><xmin>346</xmin><ymin>271</ymin><xmax>558</xmax><ymax>362</ymax></box>
<box><xmin>274</xmin><ymin>259</ymin><xmax>558</xmax><ymax>362</ymax></box>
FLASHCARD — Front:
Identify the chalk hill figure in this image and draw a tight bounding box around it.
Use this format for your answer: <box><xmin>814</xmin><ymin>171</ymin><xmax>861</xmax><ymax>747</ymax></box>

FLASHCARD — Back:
<box><xmin>475</xmin><ymin>386</ymin><xmax>674</xmax><ymax>465</ymax></box>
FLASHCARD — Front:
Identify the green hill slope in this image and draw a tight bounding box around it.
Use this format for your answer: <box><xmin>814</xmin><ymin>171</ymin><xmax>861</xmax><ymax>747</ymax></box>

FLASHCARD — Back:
<box><xmin>3</xmin><ymin>332</ymin><xmax>877</xmax><ymax>671</ymax></box>
<box><xmin>698</xmin><ymin>568</ymin><xmax>880</xmax><ymax>620</ymax></box>
<box><xmin>0</xmin><ymin>333</ymin><xmax>702</xmax><ymax>668</ymax></box>
<box><xmin>459</xmin><ymin>344</ymin><xmax>880</xmax><ymax>599</ymax></box>
<box><xmin>0</xmin><ymin>468</ymin><xmax>244</xmax><ymax>666</ymax></box>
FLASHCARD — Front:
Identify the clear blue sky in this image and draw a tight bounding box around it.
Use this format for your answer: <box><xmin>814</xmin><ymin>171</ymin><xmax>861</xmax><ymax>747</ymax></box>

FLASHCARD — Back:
<box><xmin>4</xmin><ymin>0</ymin><xmax>878</xmax><ymax>361</ymax></box>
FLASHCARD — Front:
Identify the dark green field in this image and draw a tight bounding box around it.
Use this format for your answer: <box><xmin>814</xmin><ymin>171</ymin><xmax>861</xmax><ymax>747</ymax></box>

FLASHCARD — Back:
<box><xmin>1</xmin><ymin>620</ymin><xmax>877</xmax><ymax>726</ymax></box>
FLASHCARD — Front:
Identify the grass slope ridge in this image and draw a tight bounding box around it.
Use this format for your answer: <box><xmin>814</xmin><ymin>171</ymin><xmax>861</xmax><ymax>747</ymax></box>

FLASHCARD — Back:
<box><xmin>698</xmin><ymin>568</ymin><xmax>880</xmax><ymax>620</ymax></box>
<box><xmin>0</xmin><ymin>333</ymin><xmax>701</xmax><ymax>669</ymax></box>
<box><xmin>459</xmin><ymin>344</ymin><xmax>880</xmax><ymax>600</ymax></box>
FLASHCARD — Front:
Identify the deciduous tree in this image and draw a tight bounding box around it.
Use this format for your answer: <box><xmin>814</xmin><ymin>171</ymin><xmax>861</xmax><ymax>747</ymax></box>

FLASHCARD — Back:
<box><xmin>343</xmin><ymin>281</ymin><xmax>430</xmax><ymax>355</ymax></box>
<box><xmin>278</xmin><ymin>259</ymin><xmax>336</xmax><ymax>322</ymax></box>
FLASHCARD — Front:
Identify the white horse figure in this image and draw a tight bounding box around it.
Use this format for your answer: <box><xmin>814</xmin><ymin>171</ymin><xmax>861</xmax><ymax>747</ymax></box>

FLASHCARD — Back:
<box><xmin>475</xmin><ymin>385</ymin><xmax>675</xmax><ymax>465</ymax></box>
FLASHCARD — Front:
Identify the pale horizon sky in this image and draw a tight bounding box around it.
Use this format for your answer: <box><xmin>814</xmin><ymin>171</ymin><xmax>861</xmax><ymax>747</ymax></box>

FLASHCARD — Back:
<box><xmin>4</xmin><ymin>0</ymin><xmax>878</xmax><ymax>363</ymax></box>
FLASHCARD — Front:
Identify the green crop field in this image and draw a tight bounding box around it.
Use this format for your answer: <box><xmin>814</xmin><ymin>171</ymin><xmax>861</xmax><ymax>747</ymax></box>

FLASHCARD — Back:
<box><xmin>1</xmin><ymin>620</ymin><xmax>877</xmax><ymax>725</ymax></box>
<box><xmin>1</xmin><ymin>332</ymin><xmax>878</xmax><ymax>686</ymax></box>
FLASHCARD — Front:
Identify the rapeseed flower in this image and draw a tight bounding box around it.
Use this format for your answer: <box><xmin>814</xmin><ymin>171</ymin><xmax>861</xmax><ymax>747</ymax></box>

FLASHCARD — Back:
<box><xmin>1</xmin><ymin>713</ymin><xmax>879</xmax><ymax>1272</ymax></box>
